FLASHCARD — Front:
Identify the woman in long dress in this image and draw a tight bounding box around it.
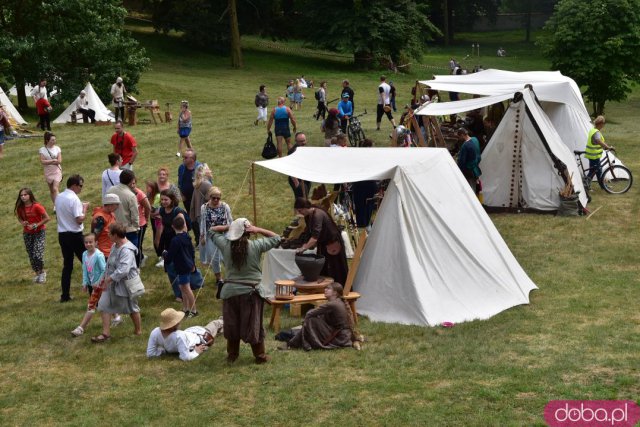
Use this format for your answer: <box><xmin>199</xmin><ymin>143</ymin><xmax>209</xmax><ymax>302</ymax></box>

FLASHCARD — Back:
<box><xmin>287</xmin><ymin>282</ymin><xmax>356</xmax><ymax>350</ymax></box>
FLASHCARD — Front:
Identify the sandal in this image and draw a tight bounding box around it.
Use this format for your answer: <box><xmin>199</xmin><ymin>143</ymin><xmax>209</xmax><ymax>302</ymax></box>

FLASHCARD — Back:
<box><xmin>91</xmin><ymin>334</ymin><xmax>111</xmax><ymax>343</ymax></box>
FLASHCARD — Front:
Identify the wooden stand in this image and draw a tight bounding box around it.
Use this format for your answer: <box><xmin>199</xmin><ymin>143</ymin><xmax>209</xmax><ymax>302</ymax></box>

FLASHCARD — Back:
<box><xmin>145</xmin><ymin>100</ymin><xmax>164</xmax><ymax>125</ymax></box>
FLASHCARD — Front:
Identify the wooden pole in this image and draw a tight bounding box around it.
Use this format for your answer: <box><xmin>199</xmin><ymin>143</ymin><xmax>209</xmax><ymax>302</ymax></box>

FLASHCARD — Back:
<box><xmin>251</xmin><ymin>162</ymin><xmax>258</xmax><ymax>226</ymax></box>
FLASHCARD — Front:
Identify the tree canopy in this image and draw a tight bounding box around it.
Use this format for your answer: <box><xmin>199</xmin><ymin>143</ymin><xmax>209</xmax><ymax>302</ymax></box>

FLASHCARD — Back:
<box><xmin>0</xmin><ymin>0</ymin><xmax>149</xmax><ymax>110</ymax></box>
<box><xmin>541</xmin><ymin>0</ymin><xmax>640</xmax><ymax>115</ymax></box>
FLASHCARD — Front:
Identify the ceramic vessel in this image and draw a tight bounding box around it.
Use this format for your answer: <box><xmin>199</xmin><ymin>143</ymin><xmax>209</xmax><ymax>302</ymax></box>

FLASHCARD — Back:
<box><xmin>295</xmin><ymin>253</ymin><xmax>325</xmax><ymax>282</ymax></box>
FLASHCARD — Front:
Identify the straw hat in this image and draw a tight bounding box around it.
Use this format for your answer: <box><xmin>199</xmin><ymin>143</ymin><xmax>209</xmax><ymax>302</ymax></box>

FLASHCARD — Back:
<box><xmin>227</xmin><ymin>218</ymin><xmax>251</xmax><ymax>241</ymax></box>
<box><xmin>160</xmin><ymin>308</ymin><xmax>185</xmax><ymax>330</ymax></box>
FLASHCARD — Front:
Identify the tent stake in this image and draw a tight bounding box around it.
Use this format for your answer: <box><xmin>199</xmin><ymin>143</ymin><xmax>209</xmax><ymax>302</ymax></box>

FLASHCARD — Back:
<box><xmin>251</xmin><ymin>162</ymin><xmax>258</xmax><ymax>226</ymax></box>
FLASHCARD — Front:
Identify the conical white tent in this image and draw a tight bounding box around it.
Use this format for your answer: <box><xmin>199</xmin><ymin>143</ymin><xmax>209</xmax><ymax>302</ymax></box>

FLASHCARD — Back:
<box><xmin>0</xmin><ymin>87</ymin><xmax>27</xmax><ymax>125</ymax></box>
<box><xmin>53</xmin><ymin>82</ymin><xmax>114</xmax><ymax>124</ymax></box>
<box><xmin>256</xmin><ymin>147</ymin><xmax>537</xmax><ymax>326</ymax></box>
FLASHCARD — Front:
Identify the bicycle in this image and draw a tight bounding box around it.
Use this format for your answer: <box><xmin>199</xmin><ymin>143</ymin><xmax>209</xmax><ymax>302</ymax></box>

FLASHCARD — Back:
<box><xmin>347</xmin><ymin>110</ymin><xmax>367</xmax><ymax>147</ymax></box>
<box><xmin>574</xmin><ymin>149</ymin><xmax>633</xmax><ymax>195</ymax></box>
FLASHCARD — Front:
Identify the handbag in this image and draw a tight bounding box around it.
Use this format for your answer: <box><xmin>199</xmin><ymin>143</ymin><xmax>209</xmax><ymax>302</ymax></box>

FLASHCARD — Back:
<box><xmin>261</xmin><ymin>133</ymin><xmax>278</xmax><ymax>159</ymax></box>
<box><xmin>124</xmin><ymin>274</ymin><xmax>145</xmax><ymax>298</ymax></box>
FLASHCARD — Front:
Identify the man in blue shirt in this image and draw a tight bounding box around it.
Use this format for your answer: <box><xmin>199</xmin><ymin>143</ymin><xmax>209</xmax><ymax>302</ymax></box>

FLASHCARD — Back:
<box><xmin>456</xmin><ymin>128</ymin><xmax>481</xmax><ymax>194</ymax></box>
<box><xmin>337</xmin><ymin>93</ymin><xmax>353</xmax><ymax>133</ymax></box>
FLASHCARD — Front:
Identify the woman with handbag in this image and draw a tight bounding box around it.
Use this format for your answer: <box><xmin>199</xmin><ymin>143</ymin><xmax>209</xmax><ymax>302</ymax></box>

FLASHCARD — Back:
<box><xmin>92</xmin><ymin>223</ymin><xmax>142</xmax><ymax>342</ymax></box>
<box><xmin>293</xmin><ymin>198</ymin><xmax>349</xmax><ymax>287</ymax></box>
<box><xmin>39</xmin><ymin>131</ymin><xmax>62</xmax><ymax>204</ymax></box>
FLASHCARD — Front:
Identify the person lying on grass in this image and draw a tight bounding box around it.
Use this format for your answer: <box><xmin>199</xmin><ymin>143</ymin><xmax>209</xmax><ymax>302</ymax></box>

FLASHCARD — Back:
<box><xmin>146</xmin><ymin>308</ymin><xmax>223</xmax><ymax>361</ymax></box>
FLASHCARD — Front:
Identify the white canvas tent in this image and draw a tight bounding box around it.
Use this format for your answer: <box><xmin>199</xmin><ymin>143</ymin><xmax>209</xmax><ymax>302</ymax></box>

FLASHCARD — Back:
<box><xmin>0</xmin><ymin>87</ymin><xmax>27</xmax><ymax>125</ymax></box>
<box><xmin>53</xmin><ymin>82</ymin><xmax>114</xmax><ymax>124</ymax></box>
<box><xmin>256</xmin><ymin>147</ymin><xmax>537</xmax><ymax>327</ymax></box>
<box><xmin>417</xmin><ymin>88</ymin><xmax>588</xmax><ymax>211</ymax></box>
<box><xmin>419</xmin><ymin>69</ymin><xmax>592</xmax><ymax>153</ymax></box>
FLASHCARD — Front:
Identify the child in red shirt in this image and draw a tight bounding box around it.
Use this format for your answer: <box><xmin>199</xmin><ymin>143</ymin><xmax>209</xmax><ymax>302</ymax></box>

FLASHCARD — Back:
<box><xmin>35</xmin><ymin>97</ymin><xmax>52</xmax><ymax>131</ymax></box>
<box><xmin>14</xmin><ymin>188</ymin><xmax>50</xmax><ymax>283</ymax></box>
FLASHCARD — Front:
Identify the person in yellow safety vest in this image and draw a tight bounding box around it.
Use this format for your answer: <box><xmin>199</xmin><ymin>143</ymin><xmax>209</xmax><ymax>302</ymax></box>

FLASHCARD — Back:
<box><xmin>585</xmin><ymin>116</ymin><xmax>614</xmax><ymax>186</ymax></box>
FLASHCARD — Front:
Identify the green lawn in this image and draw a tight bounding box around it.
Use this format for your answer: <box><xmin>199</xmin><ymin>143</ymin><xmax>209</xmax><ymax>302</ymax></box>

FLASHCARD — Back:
<box><xmin>0</xmin><ymin>23</ymin><xmax>638</xmax><ymax>426</ymax></box>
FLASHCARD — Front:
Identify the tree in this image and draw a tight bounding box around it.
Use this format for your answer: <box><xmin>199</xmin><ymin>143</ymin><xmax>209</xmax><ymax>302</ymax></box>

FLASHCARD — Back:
<box><xmin>540</xmin><ymin>0</ymin><xmax>640</xmax><ymax>115</ymax></box>
<box><xmin>501</xmin><ymin>0</ymin><xmax>558</xmax><ymax>42</ymax></box>
<box><xmin>0</xmin><ymin>0</ymin><xmax>149</xmax><ymax>110</ymax></box>
<box><xmin>228</xmin><ymin>0</ymin><xmax>243</xmax><ymax>68</ymax></box>
<box><xmin>300</xmin><ymin>0</ymin><xmax>440</xmax><ymax>68</ymax></box>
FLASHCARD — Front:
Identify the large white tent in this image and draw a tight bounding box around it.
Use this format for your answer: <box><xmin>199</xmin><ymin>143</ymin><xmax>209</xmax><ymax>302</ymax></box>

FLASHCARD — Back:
<box><xmin>418</xmin><ymin>88</ymin><xmax>588</xmax><ymax>211</ymax></box>
<box><xmin>256</xmin><ymin>147</ymin><xmax>537</xmax><ymax>326</ymax></box>
<box><xmin>53</xmin><ymin>82</ymin><xmax>114</xmax><ymax>124</ymax></box>
<box><xmin>0</xmin><ymin>87</ymin><xmax>27</xmax><ymax>125</ymax></box>
<box><xmin>419</xmin><ymin>69</ymin><xmax>592</xmax><ymax>153</ymax></box>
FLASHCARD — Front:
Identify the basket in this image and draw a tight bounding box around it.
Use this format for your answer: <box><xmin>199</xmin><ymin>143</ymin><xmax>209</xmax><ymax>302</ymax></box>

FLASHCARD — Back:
<box><xmin>275</xmin><ymin>280</ymin><xmax>295</xmax><ymax>300</ymax></box>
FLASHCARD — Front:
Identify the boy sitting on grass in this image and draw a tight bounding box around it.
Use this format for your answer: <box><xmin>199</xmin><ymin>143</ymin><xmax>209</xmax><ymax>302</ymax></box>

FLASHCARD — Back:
<box><xmin>163</xmin><ymin>216</ymin><xmax>198</xmax><ymax>317</ymax></box>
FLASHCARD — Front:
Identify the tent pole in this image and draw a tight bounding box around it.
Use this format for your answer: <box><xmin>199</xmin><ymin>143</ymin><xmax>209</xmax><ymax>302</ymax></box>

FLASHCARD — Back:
<box><xmin>251</xmin><ymin>162</ymin><xmax>258</xmax><ymax>226</ymax></box>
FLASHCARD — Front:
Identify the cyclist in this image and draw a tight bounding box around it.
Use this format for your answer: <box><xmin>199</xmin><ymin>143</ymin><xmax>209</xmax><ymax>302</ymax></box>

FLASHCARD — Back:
<box><xmin>337</xmin><ymin>93</ymin><xmax>353</xmax><ymax>134</ymax></box>
<box><xmin>585</xmin><ymin>116</ymin><xmax>614</xmax><ymax>186</ymax></box>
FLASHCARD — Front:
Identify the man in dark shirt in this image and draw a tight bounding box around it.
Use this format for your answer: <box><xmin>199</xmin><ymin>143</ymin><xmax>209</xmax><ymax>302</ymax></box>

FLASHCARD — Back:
<box><xmin>287</xmin><ymin>132</ymin><xmax>311</xmax><ymax>199</ymax></box>
<box><xmin>341</xmin><ymin>79</ymin><xmax>355</xmax><ymax>113</ymax></box>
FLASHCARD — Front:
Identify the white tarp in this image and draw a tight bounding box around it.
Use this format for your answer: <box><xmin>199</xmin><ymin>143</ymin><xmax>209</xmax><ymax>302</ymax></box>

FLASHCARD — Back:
<box><xmin>420</xmin><ymin>69</ymin><xmax>593</xmax><ymax>153</ymax></box>
<box><xmin>256</xmin><ymin>147</ymin><xmax>537</xmax><ymax>326</ymax></box>
<box><xmin>53</xmin><ymin>82</ymin><xmax>115</xmax><ymax>124</ymax></box>
<box><xmin>415</xmin><ymin>92</ymin><xmax>514</xmax><ymax>116</ymax></box>
<box><xmin>480</xmin><ymin>89</ymin><xmax>588</xmax><ymax>210</ymax></box>
<box><xmin>0</xmin><ymin>87</ymin><xmax>27</xmax><ymax>125</ymax></box>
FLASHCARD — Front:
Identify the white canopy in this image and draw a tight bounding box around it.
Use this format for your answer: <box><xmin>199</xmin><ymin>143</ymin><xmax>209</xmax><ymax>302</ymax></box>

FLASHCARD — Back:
<box><xmin>0</xmin><ymin>87</ymin><xmax>27</xmax><ymax>125</ymax></box>
<box><xmin>256</xmin><ymin>147</ymin><xmax>537</xmax><ymax>326</ymax></box>
<box><xmin>415</xmin><ymin>92</ymin><xmax>513</xmax><ymax>116</ymax></box>
<box><xmin>53</xmin><ymin>82</ymin><xmax>114</xmax><ymax>124</ymax></box>
<box><xmin>420</xmin><ymin>69</ymin><xmax>592</xmax><ymax>152</ymax></box>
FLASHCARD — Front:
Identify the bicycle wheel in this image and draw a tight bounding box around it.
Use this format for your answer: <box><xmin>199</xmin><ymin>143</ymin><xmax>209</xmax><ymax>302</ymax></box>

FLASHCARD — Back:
<box><xmin>347</xmin><ymin>126</ymin><xmax>358</xmax><ymax>147</ymax></box>
<box><xmin>355</xmin><ymin>129</ymin><xmax>366</xmax><ymax>146</ymax></box>
<box><xmin>601</xmin><ymin>165</ymin><xmax>633</xmax><ymax>194</ymax></box>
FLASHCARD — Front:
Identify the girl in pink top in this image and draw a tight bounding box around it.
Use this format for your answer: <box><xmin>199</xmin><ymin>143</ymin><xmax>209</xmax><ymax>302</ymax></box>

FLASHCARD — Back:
<box><xmin>38</xmin><ymin>131</ymin><xmax>62</xmax><ymax>204</ymax></box>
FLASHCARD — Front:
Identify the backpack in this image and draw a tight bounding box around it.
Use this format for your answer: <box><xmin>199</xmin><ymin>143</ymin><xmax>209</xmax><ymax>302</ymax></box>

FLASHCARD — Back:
<box><xmin>314</xmin><ymin>90</ymin><xmax>321</xmax><ymax>101</ymax></box>
<box><xmin>261</xmin><ymin>133</ymin><xmax>278</xmax><ymax>159</ymax></box>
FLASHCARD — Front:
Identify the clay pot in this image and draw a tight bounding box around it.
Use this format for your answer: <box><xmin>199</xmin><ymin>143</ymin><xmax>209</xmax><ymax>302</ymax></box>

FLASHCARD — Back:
<box><xmin>295</xmin><ymin>253</ymin><xmax>326</xmax><ymax>282</ymax></box>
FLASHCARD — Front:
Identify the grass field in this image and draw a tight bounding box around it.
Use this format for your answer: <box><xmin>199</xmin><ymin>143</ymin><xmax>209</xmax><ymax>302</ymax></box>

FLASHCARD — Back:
<box><xmin>0</xmin><ymin>23</ymin><xmax>638</xmax><ymax>426</ymax></box>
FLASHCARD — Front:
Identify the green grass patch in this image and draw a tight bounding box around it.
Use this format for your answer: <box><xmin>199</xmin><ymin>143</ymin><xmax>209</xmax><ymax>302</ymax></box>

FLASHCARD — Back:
<box><xmin>0</xmin><ymin>23</ymin><xmax>639</xmax><ymax>426</ymax></box>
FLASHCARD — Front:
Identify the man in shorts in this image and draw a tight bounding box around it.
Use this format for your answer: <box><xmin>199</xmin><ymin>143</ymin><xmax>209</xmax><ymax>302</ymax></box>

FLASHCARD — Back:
<box><xmin>267</xmin><ymin>96</ymin><xmax>297</xmax><ymax>157</ymax></box>
<box><xmin>376</xmin><ymin>75</ymin><xmax>396</xmax><ymax>131</ymax></box>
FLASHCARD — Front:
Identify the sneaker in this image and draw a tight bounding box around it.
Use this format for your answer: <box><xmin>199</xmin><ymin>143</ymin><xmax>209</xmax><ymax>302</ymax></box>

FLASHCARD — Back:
<box><xmin>38</xmin><ymin>272</ymin><xmax>47</xmax><ymax>283</ymax></box>
<box><xmin>71</xmin><ymin>326</ymin><xmax>84</xmax><ymax>337</ymax></box>
<box><xmin>176</xmin><ymin>152</ymin><xmax>181</xmax><ymax>157</ymax></box>
<box><xmin>33</xmin><ymin>274</ymin><xmax>40</xmax><ymax>283</ymax></box>
<box><xmin>155</xmin><ymin>259</ymin><xmax>164</xmax><ymax>268</ymax></box>
<box><xmin>186</xmin><ymin>310</ymin><xmax>198</xmax><ymax>318</ymax></box>
<box><xmin>111</xmin><ymin>315</ymin><xmax>123</xmax><ymax>327</ymax></box>
<box><xmin>140</xmin><ymin>254</ymin><xmax>148</xmax><ymax>268</ymax></box>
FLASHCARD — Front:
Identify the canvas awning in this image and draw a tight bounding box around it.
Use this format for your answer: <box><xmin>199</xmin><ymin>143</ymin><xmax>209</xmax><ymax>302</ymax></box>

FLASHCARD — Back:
<box><xmin>415</xmin><ymin>92</ymin><xmax>514</xmax><ymax>116</ymax></box>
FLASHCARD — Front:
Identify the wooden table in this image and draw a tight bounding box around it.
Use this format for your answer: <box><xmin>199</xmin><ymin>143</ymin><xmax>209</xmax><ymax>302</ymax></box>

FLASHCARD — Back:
<box><xmin>292</xmin><ymin>276</ymin><xmax>333</xmax><ymax>294</ymax></box>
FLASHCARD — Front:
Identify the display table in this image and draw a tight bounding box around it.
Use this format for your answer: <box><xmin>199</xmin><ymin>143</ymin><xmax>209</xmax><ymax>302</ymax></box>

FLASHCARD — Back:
<box><xmin>261</xmin><ymin>248</ymin><xmax>301</xmax><ymax>298</ymax></box>
<box><xmin>292</xmin><ymin>276</ymin><xmax>333</xmax><ymax>294</ymax></box>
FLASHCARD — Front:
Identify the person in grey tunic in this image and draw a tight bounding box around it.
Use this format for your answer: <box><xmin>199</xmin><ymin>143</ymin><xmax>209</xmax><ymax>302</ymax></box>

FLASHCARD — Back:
<box><xmin>287</xmin><ymin>282</ymin><xmax>356</xmax><ymax>351</ymax></box>
<box><xmin>92</xmin><ymin>223</ymin><xmax>142</xmax><ymax>342</ymax></box>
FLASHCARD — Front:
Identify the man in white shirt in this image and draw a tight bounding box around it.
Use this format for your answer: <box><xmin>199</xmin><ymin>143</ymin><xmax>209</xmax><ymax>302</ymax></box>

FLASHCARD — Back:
<box><xmin>102</xmin><ymin>153</ymin><xmax>122</xmax><ymax>199</ymax></box>
<box><xmin>376</xmin><ymin>75</ymin><xmax>396</xmax><ymax>131</ymax></box>
<box><xmin>147</xmin><ymin>308</ymin><xmax>224</xmax><ymax>361</ymax></box>
<box><xmin>55</xmin><ymin>174</ymin><xmax>89</xmax><ymax>302</ymax></box>
<box><xmin>110</xmin><ymin>77</ymin><xmax>126</xmax><ymax>121</ymax></box>
<box><xmin>75</xmin><ymin>90</ymin><xmax>96</xmax><ymax>123</ymax></box>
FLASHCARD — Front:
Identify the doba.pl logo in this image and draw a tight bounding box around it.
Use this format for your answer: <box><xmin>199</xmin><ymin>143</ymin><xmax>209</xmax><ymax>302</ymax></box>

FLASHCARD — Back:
<box><xmin>544</xmin><ymin>400</ymin><xmax>640</xmax><ymax>427</ymax></box>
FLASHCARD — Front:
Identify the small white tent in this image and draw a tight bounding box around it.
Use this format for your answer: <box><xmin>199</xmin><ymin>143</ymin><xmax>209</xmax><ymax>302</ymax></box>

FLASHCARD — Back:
<box><xmin>0</xmin><ymin>87</ymin><xmax>27</xmax><ymax>125</ymax></box>
<box><xmin>53</xmin><ymin>83</ymin><xmax>114</xmax><ymax>124</ymax></box>
<box><xmin>256</xmin><ymin>147</ymin><xmax>537</xmax><ymax>326</ymax></box>
<box><xmin>417</xmin><ymin>88</ymin><xmax>588</xmax><ymax>211</ymax></box>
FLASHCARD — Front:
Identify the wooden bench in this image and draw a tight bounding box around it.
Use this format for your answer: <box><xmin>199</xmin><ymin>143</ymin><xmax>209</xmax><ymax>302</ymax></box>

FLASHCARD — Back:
<box><xmin>267</xmin><ymin>292</ymin><xmax>361</xmax><ymax>332</ymax></box>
